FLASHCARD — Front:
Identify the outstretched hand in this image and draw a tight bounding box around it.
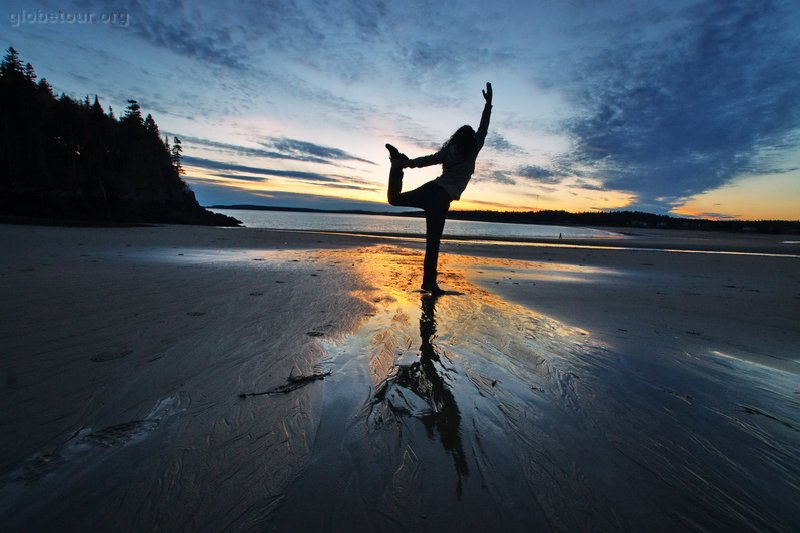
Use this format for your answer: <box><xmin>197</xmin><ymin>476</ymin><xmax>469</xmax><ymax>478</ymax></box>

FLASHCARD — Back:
<box><xmin>482</xmin><ymin>82</ymin><xmax>493</xmax><ymax>104</ymax></box>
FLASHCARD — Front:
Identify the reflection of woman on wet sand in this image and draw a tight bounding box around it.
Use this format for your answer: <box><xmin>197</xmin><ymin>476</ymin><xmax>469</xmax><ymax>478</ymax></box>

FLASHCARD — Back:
<box><xmin>385</xmin><ymin>82</ymin><xmax>493</xmax><ymax>294</ymax></box>
<box><xmin>373</xmin><ymin>293</ymin><xmax>468</xmax><ymax>495</ymax></box>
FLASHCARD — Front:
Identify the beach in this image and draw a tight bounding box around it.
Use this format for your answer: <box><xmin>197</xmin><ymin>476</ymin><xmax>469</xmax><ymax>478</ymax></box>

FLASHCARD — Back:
<box><xmin>1</xmin><ymin>223</ymin><xmax>799</xmax><ymax>531</ymax></box>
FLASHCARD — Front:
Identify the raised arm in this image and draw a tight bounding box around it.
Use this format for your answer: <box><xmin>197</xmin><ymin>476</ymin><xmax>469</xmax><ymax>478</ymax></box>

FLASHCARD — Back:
<box><xmin>476</xmin><ymin>81</ymin><xmax>492</xmax><ymax>143</ymax></box>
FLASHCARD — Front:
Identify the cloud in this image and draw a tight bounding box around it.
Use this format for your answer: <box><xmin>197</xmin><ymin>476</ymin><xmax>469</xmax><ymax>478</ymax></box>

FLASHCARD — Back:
<box><xmin>396</xmin><ymin>133</ymin><xmax>446</xmax><ymax>153</ymax></box>
<box><xmin>83</xmin><ymin>0</ymin><xmax>454</xmax><ymax>85</ymax></box>
<box><xmin>186</xmin><ymin>156</ymin><xmax>380</xmax><ymax>192</ymax></box>
<box><xmin>262</xmin><ymin>137</ymin><xmax>375</xmax><ymax>165</ymax></box>
<box><xmin>516</xmin><ymin>165</ymin><xmax>562</xmax><ymax>185</ymax></box>
<box><xmin>178</xmin><ymin>135</ymin><xmax>325</xmax><ymax>163</ymax></box>
<box><xmin>211</xmin><ymin>173</ymin><xmax>269</xmax><ymax>183</ymax></box>
<box><xmin>556</xmin><ymin>0</ymin><xmax>800</xmax><ymax>212</ymax></box>
<box><xmin>456</xmin><ymin>197</ymin><xmax>523</xmax><ymax>210</ymax></box>
<box><xmin>95</xmin><ymin>1</ymin><xmax>255</xmax><ymax>70</ymax></box>
<box><xmin>183</xmin><ymin>156</ymin><xmax>341</xmax><ymax>182</ymax></box>
<box><xmin>486</xmin><ymin>132</ymin><xmax>526</xmax><ymax>155</ymax></box>
<box><xmin>572</xmin><ymin>178</ymin><xmax>606</xmax><ymax>191</ymax></box>
<box><xmin>179</xmin><ymin>135</ymin><xmax>374</xmax><ymax>166</ymax></box>
<box><xmin>471</xmin><ymin>169</ymin><xmax>517</xmax><ymax>186</ymax></box>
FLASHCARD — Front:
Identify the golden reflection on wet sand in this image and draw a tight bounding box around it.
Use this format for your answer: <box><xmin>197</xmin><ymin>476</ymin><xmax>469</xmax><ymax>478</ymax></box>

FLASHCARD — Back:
<box><xmin>267</xmin><ymin>245</ymin><xmax>613</xmax><ymax>529</ymax></box>
<box><xmin>269</xmin><ymin>244</ymin><xmax>799</xmax><ymax>531</ymax></box>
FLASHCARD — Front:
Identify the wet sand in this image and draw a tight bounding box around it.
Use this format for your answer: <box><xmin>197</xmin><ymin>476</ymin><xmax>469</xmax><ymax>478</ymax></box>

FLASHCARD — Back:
<box><xmin>1</xmin><ymin>223</ymin><xmax>799</xmax><ymax>531</ymax></box>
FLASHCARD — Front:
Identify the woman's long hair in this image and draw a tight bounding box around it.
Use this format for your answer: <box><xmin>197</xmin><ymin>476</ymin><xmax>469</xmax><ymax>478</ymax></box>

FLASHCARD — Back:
<box><xmin>443</xmin><ymin>125</ymin><xmax>477</xmax><ymax>156</ymax></box>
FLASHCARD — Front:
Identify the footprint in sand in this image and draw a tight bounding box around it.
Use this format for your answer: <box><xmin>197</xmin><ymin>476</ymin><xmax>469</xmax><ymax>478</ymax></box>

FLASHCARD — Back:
<box><xmin>186</xmin><ymin>311</ymin><xmax>206</xmax><ymax>317</ymax></box>
<box><xmin>90</xmin><ymin>350</ymin><xmax>132</xmax><ymax>362</ymax></box>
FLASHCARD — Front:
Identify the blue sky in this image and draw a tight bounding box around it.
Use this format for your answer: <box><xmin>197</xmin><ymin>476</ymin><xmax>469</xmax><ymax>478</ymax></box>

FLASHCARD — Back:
<box><xmin>3</xmin><ymin>0</ymin><xmax>800</xmax><ymax>218</ymax></box>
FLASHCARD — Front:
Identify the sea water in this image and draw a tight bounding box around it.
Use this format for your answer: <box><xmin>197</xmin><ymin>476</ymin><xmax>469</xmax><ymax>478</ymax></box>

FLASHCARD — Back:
<box><xmin>209</xmin><ymin>209</ymin><xmax>619</xmax><ymax>240</ymax></box>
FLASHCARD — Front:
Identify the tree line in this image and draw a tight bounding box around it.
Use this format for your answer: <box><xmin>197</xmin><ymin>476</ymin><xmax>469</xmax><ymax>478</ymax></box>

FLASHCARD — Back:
<box><xmin>425</xmin><ymin>209</ymin><xmax>800</xmax><ymax>234</ymax></box>
<box><xmin>0</xmin><ymin>47</ymin><xmax>238</xmax><ymax>225</ymax></box>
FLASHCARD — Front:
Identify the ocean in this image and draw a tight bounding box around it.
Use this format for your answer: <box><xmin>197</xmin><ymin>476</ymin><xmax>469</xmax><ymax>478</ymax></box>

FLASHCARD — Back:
<box><xmin>209</xmin><ymin>209</ymin><xmax>619</xmax><ymax>240</ymax></box>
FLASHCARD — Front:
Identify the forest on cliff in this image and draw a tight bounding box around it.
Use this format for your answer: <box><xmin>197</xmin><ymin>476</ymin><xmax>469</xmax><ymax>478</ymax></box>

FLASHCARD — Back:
<box><xmin>0</xmin><ymin>47</ymin><xmax>238</xmax><ymax>226</ymax></box>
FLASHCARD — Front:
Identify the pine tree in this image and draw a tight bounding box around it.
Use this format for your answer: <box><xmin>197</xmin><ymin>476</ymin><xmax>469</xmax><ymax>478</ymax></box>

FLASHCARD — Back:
<box><xmin>24</xmin><ymin>63</ymin><xmax>36</xmax><ymax>83</ymax></box>
<box><xmin>37</xmin><ymin>78</ymin><xmax>53</xmax><ymax>97</ymax></box>
<box><xmin>171</xmin><ymin>136</ymin><xmax>183</xmax><ymax>175</ymax></box>
<box><xmin>122</xmin><ymin>99</ymin><xmax>142</xmax><ymax>125</ymax></box>
<box><xmin>90</xmin><ymin>95</ymin><xmax>103</xmax><ymax>115</ymax></box>
<box><xmin>144</xmin><ymin>113</ymin><xmax>160</xmax><ymax>138</ymax></box>
<box><xmin>0</xmin><ymin>47</ymin><xmax>23</xmax><ymax>77</ymax></box>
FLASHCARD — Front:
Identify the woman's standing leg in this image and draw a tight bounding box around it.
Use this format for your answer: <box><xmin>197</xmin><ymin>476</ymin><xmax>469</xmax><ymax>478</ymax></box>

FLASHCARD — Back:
<box><xmin>421</xmin><ymin>185</ymin><xmax>451</xmax><ymax>290</ymax></box>
<box><xmin>388</xmin><ymin>181</ymin><xmax>451</xmax><ymax>290</ymax></box>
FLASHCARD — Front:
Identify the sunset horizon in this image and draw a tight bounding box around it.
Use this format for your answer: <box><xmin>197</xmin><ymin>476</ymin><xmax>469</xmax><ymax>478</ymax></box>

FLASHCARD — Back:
<box><xmin>3</xmin><ymin>1</ymin><xmax>799</xmax><ymax>220</ymax></box>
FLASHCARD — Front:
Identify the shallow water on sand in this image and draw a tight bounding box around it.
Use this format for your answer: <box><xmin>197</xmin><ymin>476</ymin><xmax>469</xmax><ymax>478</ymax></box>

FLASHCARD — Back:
<box><xmin>211</xmin><ymin>209</ymin><xmax>619</xmax><ymax>240</ymax></box>
<box><xmin>267</xmin><ymin>246</ymin><xmax>800</xmax><ymax>531</ymax></box>
<box><xmin>1</xmin><ymin>245</ymin><xmax>798</xmax><ymax>531</ymax></box>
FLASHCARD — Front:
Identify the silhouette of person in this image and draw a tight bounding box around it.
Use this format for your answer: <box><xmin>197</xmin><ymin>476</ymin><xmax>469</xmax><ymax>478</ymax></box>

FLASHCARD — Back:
<box><xmin>386</xmin><ymin>82</ymin><xmax>493</xmax><ymax>294</ymax></box>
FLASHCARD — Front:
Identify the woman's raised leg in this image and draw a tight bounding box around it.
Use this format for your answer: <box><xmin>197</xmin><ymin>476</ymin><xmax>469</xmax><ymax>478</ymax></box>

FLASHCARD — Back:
<box><xmin>387</xmin><ymin>161</ymin><xmax>404</xmax><ymax>205</ymax></box>
<box><xmin>385</xmin><ymin>144</ymin><xmax>413</xmax><ymax>206</ymax></box>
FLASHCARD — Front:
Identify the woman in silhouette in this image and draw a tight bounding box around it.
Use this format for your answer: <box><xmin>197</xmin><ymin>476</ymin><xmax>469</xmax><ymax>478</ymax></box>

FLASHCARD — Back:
<box><xmin>385</xmin><ymin>82</ymin><xmax>492</xmax><ymax>294</ymax></box>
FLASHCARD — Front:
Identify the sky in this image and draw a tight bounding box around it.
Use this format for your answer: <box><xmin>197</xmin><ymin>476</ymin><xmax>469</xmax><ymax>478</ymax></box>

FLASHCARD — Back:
<box><xmin>2</xmin><ymin>0</ymin><xmax>799</xmax><ymax>219</ymax></box>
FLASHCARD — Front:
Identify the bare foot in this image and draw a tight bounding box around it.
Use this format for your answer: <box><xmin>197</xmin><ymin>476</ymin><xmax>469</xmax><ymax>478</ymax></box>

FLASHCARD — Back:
<box><xmin>385</xmin><ymin>143</ymin><xmax>408</xmax><ymax>164</ymax></box>
<box><xmin>421</xmin><ymin>282</ymin><xmax>445</xmax><ymax>295</ymax></box>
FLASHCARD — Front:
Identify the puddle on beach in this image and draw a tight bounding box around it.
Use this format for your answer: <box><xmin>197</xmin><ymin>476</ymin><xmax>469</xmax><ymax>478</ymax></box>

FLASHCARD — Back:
<box><xmin>264</xmin><ymin>247</ymin><xmax>609</xmax><ymax>531</ymax></box>
<box><xmin>1</xmin><ymin>244</ymin><xmax>798</xmax><ymax>531</ymax></box>
<box><xmin>465</xmin><ymin>258</ymin><xmax>624</xmax><ymax>284</ymax></box>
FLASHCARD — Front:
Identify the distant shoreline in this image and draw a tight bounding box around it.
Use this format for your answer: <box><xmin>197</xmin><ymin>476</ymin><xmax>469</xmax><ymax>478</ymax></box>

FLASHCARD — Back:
<box><xmin>208</xmin><ymin>204</ymin><xmax>800</xmax><ymax>235</ymax></box>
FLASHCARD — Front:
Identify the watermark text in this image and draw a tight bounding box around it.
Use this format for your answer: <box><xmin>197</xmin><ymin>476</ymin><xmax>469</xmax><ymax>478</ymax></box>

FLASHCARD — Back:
<box><xmin>9</xmin><ymin>9</ymin><xmax>130</xmax><ymax>28</ymax></box>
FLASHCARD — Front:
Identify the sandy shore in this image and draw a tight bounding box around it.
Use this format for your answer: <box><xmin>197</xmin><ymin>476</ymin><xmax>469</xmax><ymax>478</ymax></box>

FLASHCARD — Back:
<box><xmin>1</xmin><ymin>223</ymin><xmax>798</xmax><ymax>531</ymax></box>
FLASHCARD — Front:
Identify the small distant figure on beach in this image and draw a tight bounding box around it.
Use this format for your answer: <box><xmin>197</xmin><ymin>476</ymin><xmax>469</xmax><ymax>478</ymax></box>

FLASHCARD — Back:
<box><xmin>559</xmin><ymin>233</ymin><xmax>562</xmax><ymax>239</ymax></box>
<box><xmin>385</xmin><ymin>82</ymin><xmax>492</xmax><ymax>294</ymax></box>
